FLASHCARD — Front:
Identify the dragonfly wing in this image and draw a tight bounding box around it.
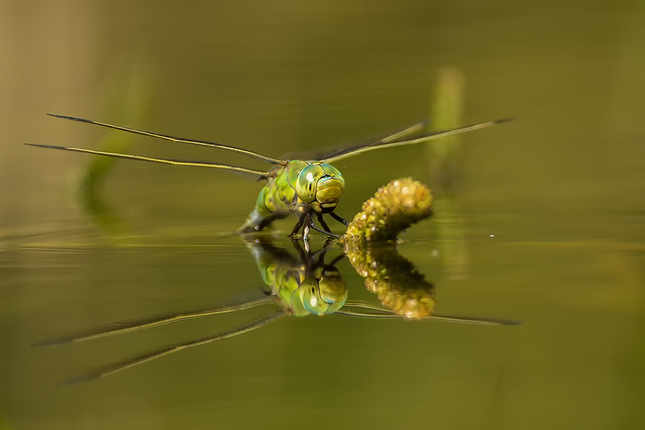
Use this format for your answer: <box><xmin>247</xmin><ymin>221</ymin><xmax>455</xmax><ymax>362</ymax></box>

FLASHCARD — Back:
<box><xmin>336</xmin><ymin>301</ymin><xmax>400</xmax><ymax>318</ymax></box>
<box><xmin>47</xmin><ymin>113</ymin><xmax>285</xmax><ymax>165</ymax></box>
<box><xmin>336</xmin><ymin>309</ymin><xmax>401</xmax><ymax>318</ymax></box>
<box><xmin>429</xmin><ymin>314</ymin><xmax>521</xmax><ymax>325</ymax></box>
<box><xmin>279</xmin><ymin>121</ymin><xmax>427</xmax><ymax>163</ymax></box>
<box><xmin>33</xmin><ymin>288</ymin><xmax>276</xmax><ymax>346</ymax></box>
<box><xmin>319</xmin><ymin>118</ymin><xmax>512</xmax><ymax>164</ymax></box>
<box><xmin>25</xmin><ymin>143</ymin><xmax>271</xmax><ymax>181</ymax></box>
<box><xmin>338</xmin><ymin>301</ymin><xmax>520</xmax><ymax>324</ymax></box>
<box><xmin>57</xmin><ymin>310</ymin><xmax>288</xmax><ymax>385</ymax></box>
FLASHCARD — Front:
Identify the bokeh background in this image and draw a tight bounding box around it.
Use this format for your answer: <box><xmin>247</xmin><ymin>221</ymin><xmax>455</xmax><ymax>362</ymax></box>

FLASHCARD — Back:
<box><xmin>1</xmin><ymin>1</ymin><xmax>644</xmax><ymax>429</ymax></box>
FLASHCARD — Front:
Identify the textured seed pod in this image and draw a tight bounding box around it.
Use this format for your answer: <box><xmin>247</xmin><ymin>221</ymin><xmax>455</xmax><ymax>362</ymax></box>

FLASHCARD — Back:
<box><xmin>340</xmin><ymin>178</ymin><xmax>433</xmax><ymax>243</ymax></box>
<box><xmin>343</xmin><ymin>243</ymin><xmax>436</xmax><ymax>319</ymax></box>
<box><xmin>339</xmin><ymin>178</ymin><xmax>435</xmax><ymax>318</ymax></box>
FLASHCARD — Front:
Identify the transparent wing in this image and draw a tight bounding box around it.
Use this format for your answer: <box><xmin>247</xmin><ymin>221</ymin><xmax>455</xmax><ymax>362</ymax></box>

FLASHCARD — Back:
<box><xmin>318</xmin><ymin>118</ymin><xmax>512</xmax><ymax>163</ymax></box>
<box><xmin>281</xmin><ymin>121</ymin><xmax>428</xmax><ymax>162</ymax></box>
<box><xmin>25</xmin><ymin>143</ymin><xmax>270</xmax><ymax>180</ymax></box>
<box><xmin>47</xmin><ymin>114</ymin><xmax>285</xmax><ymax>165</ymax></box>
<box><xmin>338</xmin><ymin>301</ymin><xmax>520</xmax><ymax>325</ymax></box>
<box><xmin>33</xmin><ymin>288</ymin><xmax>276</xmax><ymax>346</ymax></box>
<box><xmin>57</xmin><ymin>310</ymin><xmax>288</xmax><ymax>385</ymax></box>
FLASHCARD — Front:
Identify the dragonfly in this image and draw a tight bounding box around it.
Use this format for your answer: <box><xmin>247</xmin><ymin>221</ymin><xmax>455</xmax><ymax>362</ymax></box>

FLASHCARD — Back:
<box><xmin>34</xmin><ymin>236</ymin><xmax>519</xmax><ymax>385</ymax></box>
<box><xmin>27</xmin><ymin>114</ymin><xmax>510</xmax><ymax>239</ymax></box>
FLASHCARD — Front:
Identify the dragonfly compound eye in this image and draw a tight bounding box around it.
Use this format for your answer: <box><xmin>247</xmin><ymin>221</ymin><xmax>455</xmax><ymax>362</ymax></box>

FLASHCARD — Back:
<box><xmin>315</xmin><ymin>164</ymin><xmax>345</xmax><ymax>212</ymax></box>
<box><xmin>318</xmin><ymin>274</ymin><xmax>347</xmax><ymax>314</ymax></box>
<box><xmin>298</xmin><ymin>280</ymin><xmax>329</xmax><ymax>315</ymax></box>
<box><xmin>296</xmin><ymin>164</ymin><xmax>325</xmax><ymax>204</ymax></box>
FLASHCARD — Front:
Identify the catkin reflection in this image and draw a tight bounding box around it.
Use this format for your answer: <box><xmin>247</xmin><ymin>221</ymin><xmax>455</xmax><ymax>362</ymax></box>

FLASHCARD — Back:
<box><xmin>35</xmin><ymin>235</ymin><xmax>517</xmax><ymax>386</ymax></box>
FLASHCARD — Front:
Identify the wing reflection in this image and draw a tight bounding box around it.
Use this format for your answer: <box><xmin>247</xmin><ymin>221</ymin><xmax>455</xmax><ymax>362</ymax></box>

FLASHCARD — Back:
<box><xmin>35</xmin><ymin>236</ymin><xmax>518</xmax><ymax>385</ymax></box>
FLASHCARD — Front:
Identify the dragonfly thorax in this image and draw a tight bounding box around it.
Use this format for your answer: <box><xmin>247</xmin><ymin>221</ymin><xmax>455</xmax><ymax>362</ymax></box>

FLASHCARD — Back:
<box><xmin>296</xmin><ymin>163</ymin><xmax>345</xmax><ymax>213</ymax></box>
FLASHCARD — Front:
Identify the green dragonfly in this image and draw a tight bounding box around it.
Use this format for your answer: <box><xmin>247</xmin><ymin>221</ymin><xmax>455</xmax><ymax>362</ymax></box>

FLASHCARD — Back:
<box><xmin>34</xmin><ymin>236</ymin><xmax>518</xmax><ymax>385</ymax></box>
<box><xmin>27</xmin><ymin>114</ymin><xmax>509</xmax><ymax>239</ymax></box>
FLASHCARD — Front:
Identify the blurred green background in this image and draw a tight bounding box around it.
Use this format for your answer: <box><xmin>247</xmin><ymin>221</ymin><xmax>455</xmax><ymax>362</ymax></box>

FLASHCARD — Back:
<box><xmin>1</xmin><ymin>1</ymin><xmax>644</xmax><ymax>429</ymax></box>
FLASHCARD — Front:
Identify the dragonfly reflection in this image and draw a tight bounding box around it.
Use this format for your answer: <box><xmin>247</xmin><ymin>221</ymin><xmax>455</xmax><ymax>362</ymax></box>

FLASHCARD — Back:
<box><xmin>35</xmin><ymin>236</ymin><xmax>518</xmax><ymax>385</ymax></box>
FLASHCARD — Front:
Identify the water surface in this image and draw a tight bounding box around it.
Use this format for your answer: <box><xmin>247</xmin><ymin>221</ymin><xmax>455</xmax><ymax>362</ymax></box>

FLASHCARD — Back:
<box><xmin>1</xmin><ymin>1</ymin><xmax>644</xmax><ymax>429</ymax></box>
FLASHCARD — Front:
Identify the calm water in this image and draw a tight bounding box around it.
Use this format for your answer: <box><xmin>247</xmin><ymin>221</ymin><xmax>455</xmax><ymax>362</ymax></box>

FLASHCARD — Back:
<box><xmin>2</xmin><ymin>1</ymin><xmax>645</xmax><ymax>429</ymax></box>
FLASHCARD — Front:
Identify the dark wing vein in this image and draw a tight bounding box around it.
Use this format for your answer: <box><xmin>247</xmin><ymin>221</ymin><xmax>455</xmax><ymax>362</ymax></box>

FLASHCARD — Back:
<box><xmin>33</xmin><ymin>290</ymin><xmax>276</xmax><ymax>346</ymax></box>
<box><xmin>25</xmin><ymin>143</ymin><xmax>269</xmax><ymax>180</ymax></box>
<box><xmin>318</xmin><ymin>118</ymin><xmax>512</xmax><ymax>163</ymax></box>
<box><xmin>47</xmin><ymin>113</ymin><xmax>284</xmax><ymax>165</ymax></box>
<box><xmin>58</xmin><ymin>310</ymin><xmax>288</xmax><ymax>385</ymax></box>
<box><xmin>304</xmin><ymin>121</ymin><xmax>427</xmax><ymax>162</ymax></box>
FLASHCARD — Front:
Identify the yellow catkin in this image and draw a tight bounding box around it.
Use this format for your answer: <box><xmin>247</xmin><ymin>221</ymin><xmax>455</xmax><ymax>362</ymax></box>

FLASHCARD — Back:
<box><xmin>343</xmin><ymin>243</ymin><xmax>436</xmax><ymax>320</ymax></box>
<box><xmin>341</xmin><ymin>178</ymin><xmax>433</xmax><ymax>243</ymax></box>
<box><xmin>341</xmin><ymin>178</ymin><xmax>435</xmax><ymax>319</ymax></box>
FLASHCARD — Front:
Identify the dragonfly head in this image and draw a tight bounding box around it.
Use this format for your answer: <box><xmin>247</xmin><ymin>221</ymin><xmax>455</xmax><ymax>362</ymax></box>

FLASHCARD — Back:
<box><xmin>291</xmin><ymin>273</ymin><xmax>347</xmax><ymax>316</ymax></box>
<box><xmin>296</xmin><ymin>163</ymin><xmax>345</xmax><ymax>213</ymax></box>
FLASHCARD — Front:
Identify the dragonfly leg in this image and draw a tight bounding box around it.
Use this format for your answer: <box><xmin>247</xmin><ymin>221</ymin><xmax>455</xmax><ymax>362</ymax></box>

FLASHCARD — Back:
<box><xmin>329</xmin><ymin>211</ymin><xmax>350</xmax><ymax>226</ymax></box>
<box><xmin>292</xmin><ymin>211</ymin><xmax>339</xmax><ymax>240</ymax></box>
<box><xmin>302</xmin><ymin>212</ymin><xmax>312</xmax><ymax>240</ymax></box>
<box><xmin>289</xmin><ymin>213</ymin><xmax>306</xmax><ymax>237</ymax></box>
<box><xmin>290</xmin><ymin>237</ymin><xmax>308</xmax><ymax>260</ymax></box>
<box><xmin>309</xmin><ymin>215</ymin><xmax>340</xmax><ymax>239</ymax></box>
<box><xmin>316</xmin><ymin>213</ymin><xmax>333</xmax><ymax>233</ymax></box>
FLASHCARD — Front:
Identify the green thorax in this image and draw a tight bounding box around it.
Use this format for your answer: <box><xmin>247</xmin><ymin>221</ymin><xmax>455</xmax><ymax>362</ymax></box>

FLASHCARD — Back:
<box><xmin>239</xmin><ymin>160</ymin><xmax>344</xmax><ymax>233</ymax></box>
